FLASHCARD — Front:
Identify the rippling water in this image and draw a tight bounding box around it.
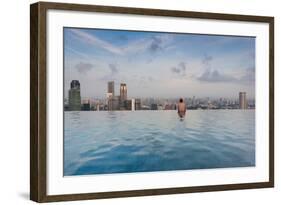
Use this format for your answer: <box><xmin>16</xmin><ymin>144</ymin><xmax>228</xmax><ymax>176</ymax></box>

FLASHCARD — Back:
<box><xmin>64</xmin><ymin>110</ymin><xmax>255</xmax><ymax>176</ymax></box>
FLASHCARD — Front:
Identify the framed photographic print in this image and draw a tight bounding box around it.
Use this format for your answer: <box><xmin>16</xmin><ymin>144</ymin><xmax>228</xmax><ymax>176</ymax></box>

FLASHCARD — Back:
<box><xmin>30</xmin><ymin>1</ymin><xmax>274</xmax><ymax>202</ymax></box>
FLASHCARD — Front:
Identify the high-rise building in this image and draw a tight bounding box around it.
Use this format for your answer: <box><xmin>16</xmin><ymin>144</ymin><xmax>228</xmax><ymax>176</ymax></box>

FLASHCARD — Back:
<box><xmin>68</xmin><ymin>80</ymin><xmax>81</xmax><ymax>111</ymax></box>
<box><xmin>151</xmin><ymin>103</ymin><xmax>158</xmax><ymax>110</ymax></box>
<box><xmin>120</xmin><ymin>83</ymin><xmax>127</xmax><ymax>102</ymax></box>
<box><xmin>107</xmin><ymin>81</ymin><xmax>115</xmax><ymax>96</ymax></box>
<box><xmin>119</xmin><ymin>83</ymin><xmax>127</xmax><ymax>109</ymax></box>
<box><xmin>135</xmin><ymin>98</ymin><xmax>141</xmax><ymax>110</ymax></box>
<box><xmin>107</xmin><ymin>81</ymin><xmax>118</xmax><ymax>111</ymax></box>
<box><xmin>239</xmin><ymin>92</ymin><xmax>247</xmax><ymax>109</ymax></box>
<box><xmin>124</xmin><ymin>99</ymin><xmax>132</xmax><ymax>110</ymax></box>
<box><xmin>108</xmin><ymin>96</ymin><xmax>120</xmax><ymax>111</ymax></box>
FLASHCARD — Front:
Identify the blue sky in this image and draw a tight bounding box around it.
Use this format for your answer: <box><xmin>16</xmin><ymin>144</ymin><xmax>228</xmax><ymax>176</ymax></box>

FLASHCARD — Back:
<box><xmin>64</xmin><ymin>27</ymin><xmax>255</xmax><ymax>99</ymax></box>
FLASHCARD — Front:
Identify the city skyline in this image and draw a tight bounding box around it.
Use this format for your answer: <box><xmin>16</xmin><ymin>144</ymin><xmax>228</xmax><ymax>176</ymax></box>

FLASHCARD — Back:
<box><xmin>64</xmin><ymin>28</ymin><xmax>255</xmax><ymax>99</ymax></box>
<box><xmin>65</xmin><ymin>80</ymin><xmax>254</xmax><ymax>111</ymax></box>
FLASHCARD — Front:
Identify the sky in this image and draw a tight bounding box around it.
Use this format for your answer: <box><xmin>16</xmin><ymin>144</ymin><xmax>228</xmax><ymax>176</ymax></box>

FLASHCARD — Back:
<box><xmin>64</xmin><ymin>27</ymin><xmax>255</xmax><ymax>100</ymax></box>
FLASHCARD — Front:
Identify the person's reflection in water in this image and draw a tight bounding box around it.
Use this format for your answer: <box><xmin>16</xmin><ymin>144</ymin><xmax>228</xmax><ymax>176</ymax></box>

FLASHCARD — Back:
<box><xmin>177</xmin><ymin>98</ymin><xmax>187</xmax><ymax>120</ymax></box>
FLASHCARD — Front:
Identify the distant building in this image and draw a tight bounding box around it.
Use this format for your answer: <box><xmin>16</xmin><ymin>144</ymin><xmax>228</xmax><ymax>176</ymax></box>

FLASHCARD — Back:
<box><xmin>64</xmin><ymin>98</ymin><xmax>69</xmax><ymax>111</ymax></box>
<box><xmin>68</xmin><ymin>80</ymin><xmax>81</xmax><ymax>111</ymax></box>
<box><xmin>158</xmin><ymin>104</ymin><xmax>164</xmax><ymax>110</ymax></box>
<box><xmin>120</xmin><ymin>83</ymin><xmax>127</xmax><ymax>102</ymax></box>
<box><xmin>135</xmin><ymin>98</ymin><xmax>141</xmax><ymax>110</ymax></box>
<box><xmin>131</xmin><ymin>99</ymin><xmax>135</xmax><ymax>111</ymax></box>
<box><xmin>124</xmin><ymin>99</ymin><xmax>132</xmax><ymax>110</ymax></box>
<box><xmin>151</xmin><ymin>103</ymin><xmax>158</xmax><ymax>110</ymax></box>
<box><xmin>108</xmin><ymin>96</ymin><xmax>120</xmax><ymax>111</ymax></box>
<box><xmin>107</xmin><ymin>81</ymin><xmax>119</xmax><ymax>111</ymax></box>
<box><xmin>82</xmin><ymin>102</ymin><xmax>91</xmax><ymax>111</ymax></box>
<box><xmin>107</xmin><ymin>81</ymin><xmax>115</xmax><ymax>96</ymax></box>
<box><xmin>239</xmin><ymin>92</ymin><xmax>247</xmax><ymax>109</ymax></box>
<box><xmin>119</xmin><ymin>83</ymin><xmax>127</xmax><ymax>109</ymax></box>
<box><xmin>164</xmin><ymin>104</ymin><xmax>171</xmax><ymax>110</ymax></box>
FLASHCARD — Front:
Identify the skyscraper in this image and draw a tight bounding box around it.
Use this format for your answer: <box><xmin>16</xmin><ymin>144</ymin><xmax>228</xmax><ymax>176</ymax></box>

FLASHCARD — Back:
<box><xmin>107</xmin><ymin>81</ymin><xmax>114</xmax><ymax>96</ymax></box>
<box><xmin>135</xmin><ymin>98</ymin><xmax>141</xmax><ymax>110</ymax></box>
<box><xmin>68</xmin><ymin>80</ymin><xmax>81</xmax><ymax>111</ymax></box>
<box><xmin>120</xmin><ymin>83</ymin><xmax>127</xmax><ymax>101</ymax></box>
<box><xmin>120</xmin><ymin>83</ymin><xmax>127</xmax><ymax>109</ymax></box>
<box><xmin>107</xmin><ymin>81</ymin><xmax>121</xmax><ymax>111</ymax></box>
<box><xmin>239</xmin><ymin>92</ymin><xmax>247</xmax><ymax>109</ymax></box>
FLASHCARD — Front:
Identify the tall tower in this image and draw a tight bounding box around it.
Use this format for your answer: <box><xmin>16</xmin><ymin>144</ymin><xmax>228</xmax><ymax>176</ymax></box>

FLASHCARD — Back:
<box><xmin>68</xmin><ymin>80</ymin><xmax>81</xmax><ymax>111</ymax></box>
<box><xmin>107</xmin><ymin>81</ymin><xmax>114</xmax><ymax>111</ymax></box>
<box><xmin>119</xmin><ymin>83</ymin><xmax>127</xmax><ymax>110</ymax></box>
<box><xmin>120</xmin><ymin>83</ymin><xmax>127</xmax><ymax>102</ymax></box>
<box><xmin>239</xmin><ymin>92</ymin><xmax>247</xmax><ymax>109</ymax></box>
<box><xmin>107</xmin><ymin>81</ymin><xmax>114</xmax><ymax>96</ymax></box>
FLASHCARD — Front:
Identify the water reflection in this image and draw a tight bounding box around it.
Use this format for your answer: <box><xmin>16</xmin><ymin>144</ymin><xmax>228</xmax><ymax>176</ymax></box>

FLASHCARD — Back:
<box><xmin>178</xmin><ymin>111</ymin><xmax>186</xmax><ymax>121</ymax></box>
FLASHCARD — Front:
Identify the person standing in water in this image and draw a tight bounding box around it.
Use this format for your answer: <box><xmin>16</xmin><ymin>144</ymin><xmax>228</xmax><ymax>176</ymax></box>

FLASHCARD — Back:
<box><xmin>177</xmin><ymin>98</ymin><xmax>186</xmax><ymax>118</ymax></box>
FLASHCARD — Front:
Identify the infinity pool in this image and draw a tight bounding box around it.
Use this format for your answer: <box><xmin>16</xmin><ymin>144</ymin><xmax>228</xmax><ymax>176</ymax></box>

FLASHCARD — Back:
<box><xmin>64</xmin><ymin>110</ymin><xmax>255</xmax><ymax>176</ymax></box>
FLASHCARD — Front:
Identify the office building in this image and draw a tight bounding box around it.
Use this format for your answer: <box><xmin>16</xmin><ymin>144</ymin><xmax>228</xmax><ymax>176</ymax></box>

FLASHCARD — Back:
<box><xmin>151</xmin><ymin>103</ymin><xmax>158</xmax><ymax>110</ymax></box>
<box><xmin>119</xmin><ymin>83</ymin><xmax>127</xmax><ymax>109</ymax></box>
<box><xmin>108</xmin><ymin>96</ymin><xmax>120</xmax><ymax>111</ymax></box>
<box><xmin>107</xmin><ymin>81</ymin><xmax>115</xmax><ymax>96</ymax></box>
<box><xmin>135</xmin><ymin>98</ymin><xmax>141</xmax><ymax>110</ymax></box>
<box><xmin>68</xmin><ymin>80</ymin><xmax>81</xmax><ymax>111</ymax></box>
<box><xmin>239</xmin><ymin>92</ymin><xmax>247</xmax><ymax>109</ymax></box>
<box><xmin>124</xmin><ymin>99</ymin><xmax>132</xmax><ymax>110</ymax></box>
<box><xmin>82</xmin><ymin>102</ymin><xmax>91</xmax><ymax>111</ymax></box>
<box><xmin>120</xmin><ymin>83</ymin><xmax>127</xmax><ymax>102</ymax></box>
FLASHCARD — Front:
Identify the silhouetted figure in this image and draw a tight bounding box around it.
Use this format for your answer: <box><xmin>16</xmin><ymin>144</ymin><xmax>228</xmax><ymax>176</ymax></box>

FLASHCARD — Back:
<box><xmin>178</xmin><ymin>98</ymin><xmax>186</xmax><ymax>118</ymax></box>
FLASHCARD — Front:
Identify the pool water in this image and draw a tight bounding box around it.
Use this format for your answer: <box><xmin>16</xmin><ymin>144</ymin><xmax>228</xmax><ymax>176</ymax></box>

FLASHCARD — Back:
<box><xmin>64</xmin><ymin>110</ymin><xmax>255</xmax><ymax>176</ymax></box>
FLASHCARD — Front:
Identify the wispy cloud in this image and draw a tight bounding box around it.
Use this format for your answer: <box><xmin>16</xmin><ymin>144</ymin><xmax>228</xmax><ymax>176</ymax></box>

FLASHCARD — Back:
<box><xmin>197</xmin><ymin>69</ymin><xmax>236</xmax><ymax>82</ymax></box>
<box><xmin>198</xmin><ymin>54</ymin><xmax>234</xmax><ymax>82</ymax></box>
<box><xmin>202</xmin><ymin>54</ymin><xmax>213</xmax><ymax>68</ymax></box>
<box><xmin>75</xmin><ymin>62</ymin><xmax>94</xmax><ymax>74</ymax></box>
<box><xmin>197</xmin><ymin>53</ymin><xmax>255</xmax><ymax>84</ymax></box>
<box><xmin>65</xmin><ymin>46</ymin><xmax>89</xmax><ymax>59</ymax></box>
<box><xmin>70</xmin><ymin>29</ymin><xmax>123</xmax><ymax>55</ymax></box>
<box><xmin>108</xmin><ymin>63</ymin><xmax>119</xmax><ymax>75</ymax></box>
<box><xmin>100</xmin><ymin>63</ymin><xmax>119</xmax><ymax>81</ymax></box>
<box><xmin>239</xmin><ymin>67</ymin><xmax>255</xmax><ymax>84</ymax></box>
<box><xmin>171</xmin><ymin>62</ymin><xmax>187</xmax><ymax>77</ymax></box>
<box><xmin>70</xmin><ymin>29</ymin><xmax>174</xmax><ymax>60</ymax></box>
<box><xmin>123</xmin><ymin>34</ymin><xmax>172</xmax><ymax>54</ymax></box>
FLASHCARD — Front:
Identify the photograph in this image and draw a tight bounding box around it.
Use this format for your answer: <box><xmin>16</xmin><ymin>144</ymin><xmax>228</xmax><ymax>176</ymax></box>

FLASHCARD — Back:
<box><xmin>63</xmin><ymin>27</ymin><xmax>256</xmax><ymax>176</ymax></box>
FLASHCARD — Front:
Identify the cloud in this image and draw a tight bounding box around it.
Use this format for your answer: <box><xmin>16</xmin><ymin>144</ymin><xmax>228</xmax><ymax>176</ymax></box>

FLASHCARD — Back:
<box><xmin>75</xmin><ymin>62</ymin><xmax>94</xmax><ymax>74</ymax></box>
<box><xmin>65</xmin><ymin>46</ymin><xmax>89</xmax><ymax>59</ymax></box>
<box><xmin>124</xmin><ymin>34</ymin><xmax>172</xmax><ymax>54</ymax></box>
<box><xmin>148</xmin><ymin>36</ymin><xmax>163</xmax><ymax>53</ymax></box>
<box><xmin>118</xmin><ymin>35</ymin><xmax>128</xmax><ymax>41</ymax></box>
<box><xmin>171</xmin><ymin>62</ymin><xmax>187</xmax><ymax>76</ymax></box>
<box><xmin>70</xmin><ymin>29</ymin><xmax>123</xmax><ymax>55</ymax></box>
<box><xmin>133</xmin><ymin>75</ymin><xmax>155</xmax><ymax>88</ymax></box>
<box><xmin>70</xmin><ymin>29</ymin><xmax>174</xmax><ymax>61</ymax></box>
<box><xmin>100</xmin><ymin>63</ymin><xmax>119</xmax><ymax>81</ymax></box>
<box><xmin>197</xmin><ymin>54</ymin><xmax>239</xmax><ymax>83</ymax></box>
<box><xmin>239</xmin><ymin>67</ymin><xmax>255</xmax><ymax>83</ymax></box>
<box><xmin>197</xmin><ymin>69</ymin><xmax>237</xmax><ymax>83</ymax></box>
<box><xmin>202</xmin><ymin>54</ymin><xmax>213</xmax><ymax>68</ymax></box>
<box><xmin>108</xmin><ymin>63</ymin><xmax>119</xmax><ymax>75</ymax></box>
